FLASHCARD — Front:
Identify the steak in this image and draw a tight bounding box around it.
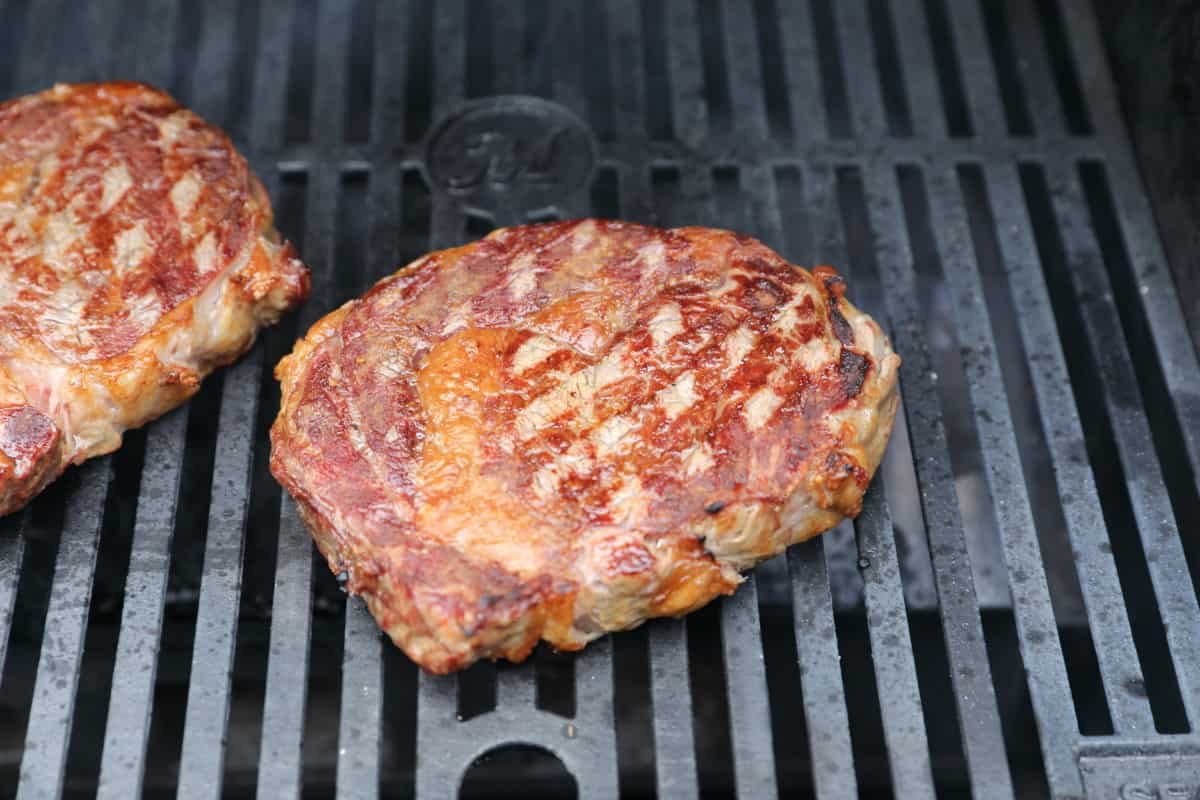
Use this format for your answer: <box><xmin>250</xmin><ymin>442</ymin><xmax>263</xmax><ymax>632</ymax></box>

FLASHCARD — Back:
<box><xmin>271</xmin><ymin>220</ymin><xmax>899</xmax><ymax>673</ymax></box>
<box><xmin>0</xmin><ymin>82</ymin><xmax>309</xmax><ymax>514</ymax></box>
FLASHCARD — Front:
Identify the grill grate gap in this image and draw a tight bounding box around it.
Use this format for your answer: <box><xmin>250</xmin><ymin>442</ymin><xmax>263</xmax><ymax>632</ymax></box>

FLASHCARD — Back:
<box><xmin>867</xmin><ymin>0</ymin><xmax>913</xmax><ymax>137</ymax></box>
<box><xmin>956</xmin><ymin>163</ymin><xmax>1114</xmax><ymax>734</ymax></box>
<box><xmin>694</xmin><ymin>0</ymin><xmax>733</xmax><ymax>137</ymax></box>
<box><xmin>920</xmin><ymin>0</ymin><xmax>973</xmax><ymax>137</ymax></box>
<box><xmin>810</xmin><ymin>0</ymin><xmax>853</xmax><ymax>138</ymax></box>
<box><xmin>639</xmin><ymin>0</ymin><xmax>673</xmax><ymax>142</ymax></box>
<box><xmin>533</xmin><ymin>646</ymin><xmax>575</xmax><ymax>719</ymax></box>
<box><xmin>1032</xmin><ymin>0</ymin><xmax>1092</xmax><ymax>135</ymax></box>
<box><xmin>979</xmin><ymin>0</ymin><xmax>1034</xmax><ymax>137</ymax></box>
<box><xmin>896</xmin><ymin>164</ymin><xmax>1009</xmax><ymax>610</ymax></box>
<box><xmin>751</xmin><ymin>0</ymin><xmax>793</xmax><ymax>141</ymax></box>
<box><xmin>168</xmin><ymin>0</ymin><xmax>203</xmax><ymax>103</ymax></box>
<box><xmin>404</xmin><ymin>0</ymin><xmax>435</xmax><ymax>142</ymax></box>
<box><xmin>979</xmin><ymin>611</ymin><xmax>1050</xmax><ymax>797</ymax></box>
<box><xmin>344</xmin><ymin>0</ymin><xmax>376</xmax><ymax>143</ymax></box>
<box><xmin>522</xmin><ymin>0</ymin><xmax>553</xmax><ymax>99</ymax></box>
<box><xmin>834</xmin><ymin>612</ymin><xmax>896</xmax><ymax>798</ymax></box>
<box><xmin>613</xmin><ymin>621</ymin><xmax>655</xmax><ymax>798</ymax></box>
<box><xmin>284</xmin><ymin>0</ymin><xmax>318</xmax><ymax>145</ymax></box>
<box><xmin>0</xmin><ymin>491</ymin><xmax>68</xmax><ymax>794</ymax></box>
<box><xmin>302</xmin><ymin>562</ymin><xmax>347</xmax><ymax>797</ymax></box>
<box><xmin>1019</xmin><ymin>162</ymin><xmax>1190</xmax><ymax>734</ymax></box>
<box><xmin>456</xmin><ymin>662</ymin><xmax>498</xmax><ymax>722</ymax></box>
<box><xmin>379</xmin><ymin>636</ymin><xmax>418</xmax><ymax>798</ymax></box>
<box><xmin>464</xmin><ymin>0</ymin><xmax>492</xmax><ymax>99</ymax></box>
<box><xmin>224</xmin><ymin>0</ymin><xmax>260</xmax><ymax>144</ymax></box>
<box><xmin>141</xmin><ymin>372</ymin><xmax>226</xmax><ymax>790</ymax></box>
<box><xmin>1078</xmin><ymin>161</ymin><xmax>1200</xmax><ymax>606</ymax></box>
<box><xmin>685</xmin><ymin>602</ymin><xmax>736</xmax><ymax>800</ymax></box>
<box><xmin>62</xmin><ymin>429</ymin><xmax>148</xmax><ymax>792</ymax></box>
<box><xmin>590</xmin><ymin>167</ymin><xmax>621</xmax><ymax>220</ymax></box>
<box><xmin>581</xmin><ymin>0</ymin><xmax>617</xmax><ymax>141</ymax></box>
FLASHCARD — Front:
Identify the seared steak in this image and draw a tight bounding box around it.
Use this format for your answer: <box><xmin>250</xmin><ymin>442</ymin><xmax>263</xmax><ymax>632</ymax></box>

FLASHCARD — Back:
<box><xmin>271</xmin><ymin>220</ymin><xmax>899</xmax><ymax>673</ymax></box>
<box><xmin>0</xmin><ymin>82</ymin><xmax>309</xmax><ymax>514</ymax></box>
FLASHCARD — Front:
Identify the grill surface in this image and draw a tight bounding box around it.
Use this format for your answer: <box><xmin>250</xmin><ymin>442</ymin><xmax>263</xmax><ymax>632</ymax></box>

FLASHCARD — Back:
<box><xmin>2</xmin><ymin>1</ymin><xmax>1200</xmax><ymax>798</ymax></box>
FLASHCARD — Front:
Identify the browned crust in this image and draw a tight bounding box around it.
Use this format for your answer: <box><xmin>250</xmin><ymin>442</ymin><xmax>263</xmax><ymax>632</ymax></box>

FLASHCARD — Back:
<box><xmin>0</xmin><ymin>82</ymin><xmax>310</xmax><ymax>514</ymax></box>
<box><xmin>271</xmin><ymin>220</ymin><xmax>899</xmax><ymax>673</ymax></box>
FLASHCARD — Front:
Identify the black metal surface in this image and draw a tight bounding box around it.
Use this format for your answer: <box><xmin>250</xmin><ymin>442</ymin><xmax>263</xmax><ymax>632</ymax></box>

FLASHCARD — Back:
<box><xmin>1</xmin><ymin>0</ymin><xmax>1199</xmax><ymax>798</ymax></box>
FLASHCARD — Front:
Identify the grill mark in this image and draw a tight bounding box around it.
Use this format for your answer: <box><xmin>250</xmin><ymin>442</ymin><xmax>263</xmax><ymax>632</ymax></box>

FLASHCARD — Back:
<box><xmin>838</xmin><ymin>348</ymin><xmax>870</xmax><ymax>400</ymax></box>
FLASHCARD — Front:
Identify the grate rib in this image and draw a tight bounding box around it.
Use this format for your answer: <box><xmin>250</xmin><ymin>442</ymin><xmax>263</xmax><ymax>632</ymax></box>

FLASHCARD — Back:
<box><xmin>256</xmin><ymin>497</ymin><xmax>314</xmax><ymax>800</ymax></box>
<box><xmin>96</xmin><ymin>410</ymin><xmax>189</xmax><ymax>800</ymax></box>
<box><xmin>860</xmin><ymin>163</ymin><xmax>1016</xmax><ymax>799</ymax></box>
<box><xmin>940</xmin><ymin>0</ymin><xmax>1005</xmax><ymax>137</ymax></box>
<box><xmin>774</xmin><ymin>0</ymin><xmax>827</xmax><ymax>143</ymax></box>
<box><xmin>606</xmin><ymin>0</ymin><xmax>648</xmax><ymax>140</ymax></box>
<box><xmin>664</xmin><ymin>0</ymin><xmax>707</xmax><ymax>148</ymax></box>
<box><xmin>176</xmin><ymin>351</ymin><xmax>262</xmax><ymax>799</ymax></box>
<box><xmin>720</xmin><ymin>577</ymin><xmax>779</xmax><ymax>800</ymax></box>
<box><xmin>12</xmin><ymin>0</ymin><xmax>66</xmax><ymax>95</ymax></box>
<box><xmin>1005</xmin><ymin>0</ymin><xmax>1067</xmax><ymax>137</ymax></box>
<box><xmin>922</xmin><ymin>164</ymin><xmax>1082</xmax><ymax>793</ymax></box>
<box><xmin>1042</xmin><ymin>160</ymin><xmax>1200</xmax><ymax>725</ymax></box>
<box><xmin>788</xmin><ymin>538</ymin><xmax>858</xmax><ymax>799</ymax></box>
<box><xmin>431</xmin><ymin>0</ymin><xmax>466</xmax><ymax>127</ymax></box>
<box><xmin>718</xmin><ymin>0</ymin><xmax>770</xmax><ymax>141</ymax></box>
<box><xmin>496</xmin><ymin>662</ymin><xmax>537</xmax><ymax>709</ymax></box>
<box><xmin>369</xmin><ymin>1</ymin><xmax>411</xmax><ymax>146</ymax></box>
<box><xmin>886</xmin><ymin>0</ymin><xmax>943</xmax><ymax>138</ymax></box>
<box><xmin>186</xmin><ymin>0</ymin><xmax>239</xmax><ymax>126</ymax></box>
<box><xmin>648</xmin><ymin>621</ymin><xmax>699</xmax><ymax>800</ymax></box>
<box><xmin>983</xmin><ymin>162</ymin><xmax>1155</xmax><ymax>735</ymax></box>
<box><xmin>16</xmin><ymin>458</ymin><xmax>113</xmax><ymax>800</ymax></box>
<box><xmin>853</xmin><ymin>479</ymin><xmax>935</xmax><ymax>799</ymax></box>
<box><xmin>0</xmin><ymin>513</ymin><xmax>28</xmax><ymax>676</ymax></box>
<box><xmin>832</xmin><ymin>0</ymin><xmax>885</xmax><ymax>138</ymax></box>
<box><xmin>337</xmin><ymin>601</ymin><xmax>384</xmax><ymax>800</ymax></box>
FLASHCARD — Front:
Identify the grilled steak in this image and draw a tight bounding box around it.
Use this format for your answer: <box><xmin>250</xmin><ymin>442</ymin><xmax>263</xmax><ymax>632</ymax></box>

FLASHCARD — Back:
<box><xmin>271</xmin><ymin>220</ymin><xmax>899</xmax><ymax>673</ymax></box>
<box><xmin>0</xmin><ymin>82</ymin><xmax>309</xmax><ymax>514</ymax></box>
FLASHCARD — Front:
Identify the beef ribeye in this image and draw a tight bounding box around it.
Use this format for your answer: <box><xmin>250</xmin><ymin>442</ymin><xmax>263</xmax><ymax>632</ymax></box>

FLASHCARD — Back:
<box><xmin>271</xmin><ymin>220</ymin><xmax>899</xmax><ymax>673</ymax></box>
<box><xmin>0</xmin><ymin>82</ymin><xmax>309</xmax><ymax>514</ymax></box>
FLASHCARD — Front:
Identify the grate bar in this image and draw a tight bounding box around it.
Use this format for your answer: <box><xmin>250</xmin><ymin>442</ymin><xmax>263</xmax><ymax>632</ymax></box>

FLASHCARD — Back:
<box><xmin>940</xmin><ymin>0</ymin><xmax>1005</xmax><ymax>137</ymax></box>
<box><xmin>832</xmin><ymin>0</ymin><xmax>886</xmax><ymax>138</ymax></box>
<box><xmin>720</xmin><ymin>576</ymin><xmax>779</xmax><ymax>800</ymax></box>
<box><xmin>862</xmin><ymin>163</ymin><xmax>1015</xmax><ymax>799</ymax></box>
<box><xmin>16</xmin><ymin>458</ymin><xmax>113</xmax><ymax>800</ymax></box>
<box><xmin>496</xmin><ymin>662</ymin><xmax>537</xmax><ymax>709</ymax></box>
<box><xmin>337</xmin><ymin>600</ymin><xmax>384</xmax><ymax>800</ymax></box>
<box><xmin>788</xmin><ymin>538</ymin><xmax>858</xmax><ymax>799</ymax></box>
<box><xmin>0</xmin><ymin>512</ymin><xmax>27</xmax><ymax>675</ymax></box>
<box><xmin>886</xmin><ymin>0</ymin><xmax>943</xmax><ymax>139</ymax></box>
<box><xmin>664</xmin><ymin>0</ymin><xmax>707</xmax><ymax>149</ymax></box>
<box><xmin>176</xmin><ymin>351</ymin><xmax>263</xmax><ymax>800</ymax></box>
<box><xmin>489</xmin><ymin>0</ymin><xmax>525</xmax><ymax>95</ymax></box>
<box><xmin>548</xmin><ymin>1</ymin><xmax>586</xmax><ymax>119</ymax></box>
<box><xmin>923</xmin><ymin>165</ymin><xmax>1081</xmax><ymax>793</ymax></box>
<box><xmin>247</xmin><ymin>0</ymin><xmax>296</xmax><ymax>151</ymax></box>
<box><xmin>775</xmin><ymin>0</ymin><xmax>827</xmax><ymax>143</ymax></box>
<box><xmin>1005</xmin><ymin>0</ymin><xmax>1066</xmax><ymax>137</ymax></box>
<box><xmin>605</xmin><ymin>0</ymin><xmax>648</xmax><ymax>141</ymax></box>
<box><xmin>854</xmin><ymin>480</ymin><xmax>935</xmax><ymax>799</ymax></box>
<box><xmin>648</xmin><ymin>621</ymin><xmax>699</xmax><ymax>800</ymax></box>
<box><xmin>186</xmin><ymin>0</ymin><xmax>239</xmax><ymax>126</ymax></box>
<box><xmin>96</xmin><ymin>410</ymin><xmax>190</xmax><ymax>799</ymax></box>
<box><xmin>574</xmin><ymin>635</ymin><xmax>617</xmax><ymax>730</ymax></box>
<box><xmin>1060</xmin><ymin>0</ymin><xmax>1200</xmax><ymax>518</ymax></box>
<box><xmin>984</xmin><ymin>162</ymin><xmax>1155</xmax><ymax>734</ymax></box>
<box><xmin>256</xmin><ymin>497</ymin><xmax>314</xmax><ymax>800</ymax></box>
<box><xmin>719</xmin><ymin>0</ymin><xmax>770</xmax><ymax>141</ymax></box>
<box><xmin>1044</xmin><ymin>160</ymin><xmax>1200</xmax><ymax>724</ymax></box>
<box><xmin>310</xmin><ymin>0</ymin><xmax>352</xmax><ymax>149</ymax></box>
<box><xmin>431</xmin><ymin>0</ymin><xmax>466</xmax><ymax>127</ymax></box>
<box><xmin>369</xmin><ymin>1</ymin><xmax>412</xmax><ymax>146</ymax></box>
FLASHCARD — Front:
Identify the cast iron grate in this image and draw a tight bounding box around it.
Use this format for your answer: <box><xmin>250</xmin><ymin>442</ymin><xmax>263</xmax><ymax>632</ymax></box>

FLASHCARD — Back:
<box><xmin>1</xmin><ymin>0</ymin><xmax>1199</xmax><ymax>798</ymax></box>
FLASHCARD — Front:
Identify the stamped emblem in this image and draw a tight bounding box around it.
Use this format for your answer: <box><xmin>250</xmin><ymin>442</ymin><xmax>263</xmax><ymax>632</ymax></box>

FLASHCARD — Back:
<box><xmin>425</xmin><ymin>95</ymin><xmax>596</xmax><ymax>219</ymax></box>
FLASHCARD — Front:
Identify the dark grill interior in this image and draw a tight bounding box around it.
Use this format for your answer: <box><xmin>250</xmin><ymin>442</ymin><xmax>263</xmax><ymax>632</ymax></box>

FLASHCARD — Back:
<box><xmin>2</xmin><ymin>0</ymin><xmax>1199</xmax><ymax>797</ymax></box>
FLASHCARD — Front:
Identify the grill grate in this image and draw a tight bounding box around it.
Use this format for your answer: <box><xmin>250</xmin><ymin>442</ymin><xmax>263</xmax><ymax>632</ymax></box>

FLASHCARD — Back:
<box><xmin>2</xmin><ymin>0</ymin><xmax>1200</xmax><ymax>797</ymax></box>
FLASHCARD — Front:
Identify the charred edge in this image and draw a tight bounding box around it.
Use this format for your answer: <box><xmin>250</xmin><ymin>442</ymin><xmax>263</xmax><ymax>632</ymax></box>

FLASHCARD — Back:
<box><xmin>813</xmin><ymin>266</ymin><xmax>855</xmax><ymax>347</ymax></box>
<box><xmin>838</xmin><ymin>348</ymin><xmax>869</xmax><ymax>399</ymax></box>
<box><xmin>704</xmin><ymin>500</ymin><xmax>726</xmax><ymax>514</ymax></box>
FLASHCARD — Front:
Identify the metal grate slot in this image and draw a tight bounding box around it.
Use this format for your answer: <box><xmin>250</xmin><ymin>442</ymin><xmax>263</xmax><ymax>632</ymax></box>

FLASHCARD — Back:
<box><xmin>3</xmin><ymin>1</ymin><xmax>1200</xmax><ymax>797</ymax></box>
